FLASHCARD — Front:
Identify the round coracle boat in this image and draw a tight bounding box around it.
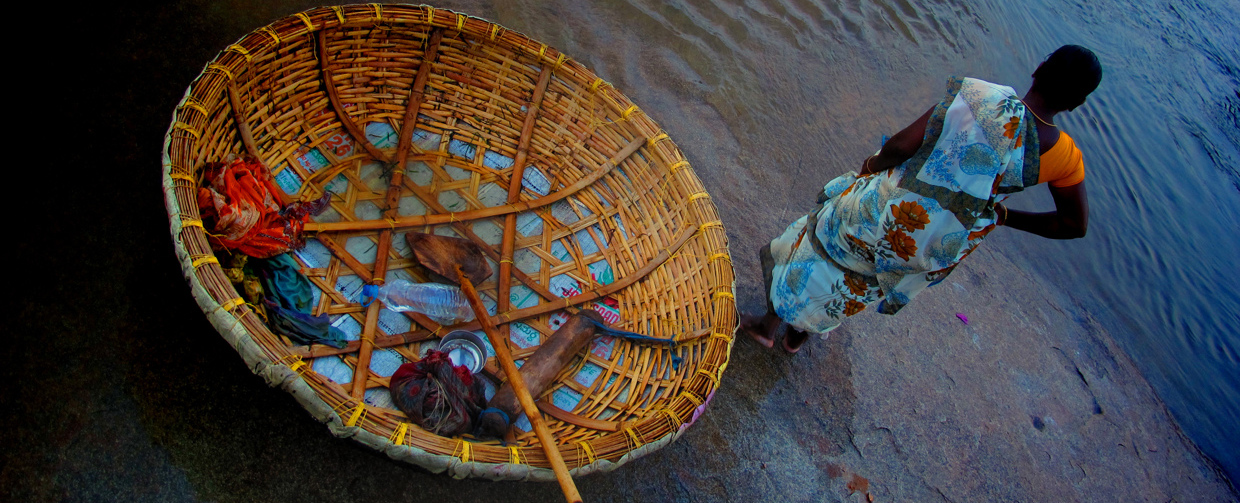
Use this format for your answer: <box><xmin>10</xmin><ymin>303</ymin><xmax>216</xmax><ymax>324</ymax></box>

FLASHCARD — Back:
<box><xmin>162</xmin><ymin>4</ymin><xmax>736</xmax><ymax>481</ymax></box>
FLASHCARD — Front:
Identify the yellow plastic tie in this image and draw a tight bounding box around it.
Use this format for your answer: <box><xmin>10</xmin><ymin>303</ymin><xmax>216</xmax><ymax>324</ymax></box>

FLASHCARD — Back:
<box><xmin>295</xmin><ymin>12</ymin><xmax>314</xmax><ymax>32</ymax></box>
<box><xmin>698</xmin><ymin>220</ymin><xmax>723</xmax><ymax>231</ymax></box>
<box><xmin>169</xmin><ymin>172</ymin><xmax>196</xmax><ymax>183</ymax></box>
<box><xmin>179</xmin><ymin>99</ymin><xmax>207</xmax><ymax>117</ymax></box>
<box><xmin>647</xmin><ymin>133</ymin><xmax>669</xmax><ymax>147</ymax></box>
<box><xmin>456</xmin><ymin>439</ymin><xmax>472</xmax><ymax>462</ymax></box>
<box><xmin>371</xmin><ymin>3</ymin><xmax>382</xmax><ymax>21</ymax></box>
<box><xmin>710</xmin><ymin>332</ymin><xmax>730</xmax><ymax>342</ymax></box>
<box><xmin>499</xmin><ymin>259</ymin><xmax>513</xmax><ymax>265</ymax></box>
<box><xmin>508</xmin><ymin>445</ymin><xmax>522</xmax><ymax>465</ymax></box>
<box><xmin>577</xmin><ymin>441</ymin><xmax>597</xmax><ymax>465</ymax></box>
<box><xmin>662</xmin><ymin>407</ymin><xmax>683</xmax><ymax>428</ymax></box>
<box><xmin>670</xmin><ymin>161</ymin><xmax>691</xmax><ymax>172</ymax></box>
<box><xmin>345</xmin><ymin>403</ymin><xmax>367</xmax><ymax>427</ymax></box>
<box><xmin>425</xmin><ymin>6</ymin><xmax>435</xmax><ymax>24</ymax></box>
<box><xmin>681</xmin><ymin>391</ymin><xmax>703</xmax><ymax>408</ymax></box>
<box><xmin>708</xmin><ymin>252</ymin><xmax>731</xmax><ymax>263</ymax></box>
<box><xmin>180</xmin><ymin>219</ymin><xmax>203</xmax><ymax>229</ymax></box>
<box><xmin>624</xmin><ymin>427</ymin><xmax>644</xmax><ymax>448</ymax></box>
<box><xmin>226</xmin><ymin>44</ymin><xmax>251</xmax><ymax>62</ymax></box>
<box><xmin>220</xmin><ymin>297</ymin><xmax>246</xmax><ymax>312</ymax></box>
<box><xmin>330</xmin><ymin>6</ymin><xmax>345</xmax><ymax>24</ymax></box>
<box><xmin>538</xmin><ymin>45</ymin><xmax>547</xmax><ymax>59</ymax></box>
<box><xmin>621</xmin><ymin>105</ymin><xmax>638</xmax><ymax>120</ymax></box>
<box><xmin>288</xmin><ymin>359</ymin><xmax>308</xmax><ymax>375</ymax></box>
<box><xmin>173</xmin><ymin>121</ymin><xmax>201</xmax><ymax>139</ymax></box>
<box><xmin>244</xmin><ymin>300</ymin><xmax>267</xmax><ymax>323</ymax></box>
<box><xmin>712</xmin><ymin>291</ymin><xmax>734</xmax><ymax>300</ymax></box>
<box><xmin>390</xmin><ymin>168</ymin><xmax>405</xmax><ymax>176</ymax></box>
<box><xmin>589</xmin><ymin>78</ymin><xmax>605</xmax><ymax>93</ymax></box>
<box><xmin>688</xmin><ymin>192</ymin><xmax>710</xmax><ymax>202</ymax></box>
<box><xmin>697</xmin><ymin>368</ymin><xmax>719</xmax><ymax>387</ymax></box>
<box><xmin>389</xmin><ymin>422</ymin><xmax>409</xmax><ymax>445</ymax></box>
<box><xmin>191</xmin><ymin>255</ymin><xmax>219</xmax><ymax>268</ymax></box>
<box><xmin>261</xmin><ymin>26</ymin><xmax>281</xmax><ymax>44</ymax></box>
<box><xmin>456</xmin><ymin>14</ymin><xmax>465</xmax><ymax>31</ymax></box>
<box><xmin>206</xmin><ymin>63</ymin><xmax>233</xmax><ymax>81</ymax></box>
<box><xmin>555</xmin><ymin>53</ymin><xmax>567</xmax><ymax>68</ymax></box>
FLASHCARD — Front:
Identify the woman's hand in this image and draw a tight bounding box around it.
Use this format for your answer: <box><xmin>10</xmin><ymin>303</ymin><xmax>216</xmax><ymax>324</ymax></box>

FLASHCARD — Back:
<box><xmin>1002</xmin><ymin>182</ymin><xmax>1089</xmax><ymax>239</ymax></box>
<box><xmin>860</xmin><ymin>155</ymin><xmax>877</xmax><ymax>175</ymax></box>
<box><xmin>864</xmin><ymin>106</ymin><xmax>935</xmax><ymax>175</ymax></box>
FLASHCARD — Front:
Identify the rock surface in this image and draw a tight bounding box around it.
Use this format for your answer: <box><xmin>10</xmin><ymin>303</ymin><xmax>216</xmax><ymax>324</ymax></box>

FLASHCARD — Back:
<box><xmin>6</xmin><ymin>1</ymin><xmax>1236</xmax><ymax>502</ymax></box>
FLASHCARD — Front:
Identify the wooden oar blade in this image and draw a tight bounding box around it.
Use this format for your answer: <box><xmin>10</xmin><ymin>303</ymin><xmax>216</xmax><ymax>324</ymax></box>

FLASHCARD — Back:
<box><xmin>404</xmin><ymin>232</ymin><xmax>493</xmax><ymax>285</ymax></box>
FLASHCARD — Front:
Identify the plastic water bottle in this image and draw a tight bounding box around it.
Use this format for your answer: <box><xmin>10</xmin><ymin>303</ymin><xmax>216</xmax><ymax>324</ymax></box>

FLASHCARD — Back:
<box><xmin>362</xmin><ymin>280</ymin><xmax>476</xmax><ymax>323</ymax></box>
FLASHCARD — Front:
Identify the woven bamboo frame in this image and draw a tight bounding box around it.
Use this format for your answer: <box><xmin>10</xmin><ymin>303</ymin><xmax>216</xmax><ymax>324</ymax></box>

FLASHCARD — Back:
<box><xmin>162</xmin><ymin>4</ymin><xmax>736</xmax><ymax>481</ymax></box>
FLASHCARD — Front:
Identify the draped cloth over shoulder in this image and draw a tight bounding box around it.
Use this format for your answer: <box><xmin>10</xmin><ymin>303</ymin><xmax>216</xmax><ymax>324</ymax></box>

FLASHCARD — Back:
<box><xmin>767</xmin><ymin>77</ymin><xmax>1042</xmax><ymax>335</ymax></box>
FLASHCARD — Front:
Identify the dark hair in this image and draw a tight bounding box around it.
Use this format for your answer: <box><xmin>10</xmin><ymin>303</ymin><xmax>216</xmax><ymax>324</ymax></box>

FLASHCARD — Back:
<box><xmin>1031</xmin><ymin>45</ymin><xmax>1103</xmax><ymax>110</ymax></box>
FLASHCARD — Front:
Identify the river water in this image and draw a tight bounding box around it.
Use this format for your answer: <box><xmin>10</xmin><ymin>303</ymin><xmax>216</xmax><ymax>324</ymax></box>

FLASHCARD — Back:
<box><xmin>457</xmin><ymin>0</ymin><xmax>1240</xmax><ymax>482</ymax></box>
<box><xmin>976</xmin><ymin>0</ymin><xmax>1240</xmax><ymax>483</ymax></box>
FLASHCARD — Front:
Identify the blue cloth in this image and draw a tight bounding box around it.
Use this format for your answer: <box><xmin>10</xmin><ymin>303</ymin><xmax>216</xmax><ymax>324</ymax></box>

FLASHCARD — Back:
<box><xmin>585</xmin><ymin>318</ymin><xmax>682</xmax><ymax>370</ymax></box>
<box><xmin>254</xmin><ymin>254</ymin><xmax>347</xmax><ymax>348</ymax></box>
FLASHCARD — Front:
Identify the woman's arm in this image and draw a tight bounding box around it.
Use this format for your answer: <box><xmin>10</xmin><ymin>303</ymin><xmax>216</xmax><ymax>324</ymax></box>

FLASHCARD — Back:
<box><xmin>1000</xmin><ymin>182</ymin><xmax>1089</xmax><ymax>239</ymax></box>
<box><xmin>860</xmin><ymin>106</ymin><xmax>935</xmax><ymax>175</ymax></box>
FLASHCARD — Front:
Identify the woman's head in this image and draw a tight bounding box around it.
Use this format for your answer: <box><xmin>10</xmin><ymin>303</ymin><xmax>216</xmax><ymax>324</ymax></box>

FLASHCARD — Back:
<box><xmin>1031</xmin><ymin>45</ymin><xmax>1103</xmax><ymax>111</ymax></box>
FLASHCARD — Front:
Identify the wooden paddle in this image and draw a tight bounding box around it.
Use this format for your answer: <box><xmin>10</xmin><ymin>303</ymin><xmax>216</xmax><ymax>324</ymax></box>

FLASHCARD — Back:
<box><xmin>406</xmin><ymin>232</ymin><xmax>583</xmax><ymax>503</ymax></box>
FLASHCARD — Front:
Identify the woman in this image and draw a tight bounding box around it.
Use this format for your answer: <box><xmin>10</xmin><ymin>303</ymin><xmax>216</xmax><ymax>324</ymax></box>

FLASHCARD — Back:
<box><xmin>743</xmin><ymin>45</ymin><xmax>1103</xmax><ymax>353</ymax></box>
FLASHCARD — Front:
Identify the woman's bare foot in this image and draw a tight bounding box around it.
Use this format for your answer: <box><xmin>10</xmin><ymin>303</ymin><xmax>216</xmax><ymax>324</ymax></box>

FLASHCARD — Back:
<box><xmin>739</xmin><ymin>314</ymin><xmax>780</xmax><ymax>348</ymax></box>
<box><xmin>782</xmin><ymin>328</ymin><xmax>809</xmax><ymax>354</ymax></box>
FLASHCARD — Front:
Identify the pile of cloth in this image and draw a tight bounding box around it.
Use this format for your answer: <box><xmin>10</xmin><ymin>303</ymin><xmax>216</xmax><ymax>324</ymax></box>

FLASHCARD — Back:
<box><xmin>196</xmin><ymin>156</ymin><xmax>328</xmax><ymax>258</ymax></box>
<box><xmin>389</xmin><ymin>350</ymin><xmax>487</xmax><ymax>436</ymax></box>
<box><xmin>199</xmin><ymin>156</ymin><xmax>342</xmax><ymax>348</ymax></box>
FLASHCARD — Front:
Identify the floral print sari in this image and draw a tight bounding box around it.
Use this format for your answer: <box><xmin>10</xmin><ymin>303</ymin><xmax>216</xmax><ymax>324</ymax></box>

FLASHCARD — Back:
<box><xmin>768</xmin><ymin>77</ymin><xmax>1041</xmax><ymax>336</ymax></box>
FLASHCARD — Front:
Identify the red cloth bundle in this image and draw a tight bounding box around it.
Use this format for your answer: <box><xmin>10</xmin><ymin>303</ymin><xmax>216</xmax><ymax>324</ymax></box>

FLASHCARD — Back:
<box><xmin>389</xmin><ymin>350</ymin><xmax>487</xmax><ymax>437</ymax></box>
<box><xmin>195</xmin><ymin>157</ymin><xmax>325</xmax><ymax>258</ymax></box>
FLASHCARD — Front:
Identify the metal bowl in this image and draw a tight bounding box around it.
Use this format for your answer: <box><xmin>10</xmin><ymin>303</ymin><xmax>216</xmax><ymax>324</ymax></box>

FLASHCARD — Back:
<box><xmin>437</xmin><ymin>330</ymin><xmax>487</xmax><ymax>374</ymax></box>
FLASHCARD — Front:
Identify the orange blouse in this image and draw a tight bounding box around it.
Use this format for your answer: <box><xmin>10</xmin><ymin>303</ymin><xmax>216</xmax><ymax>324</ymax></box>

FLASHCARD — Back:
<box><xmin>1038</xmin><ymin>131</ymin><xmax>1085</xmax><ymax>187</ymax></box>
